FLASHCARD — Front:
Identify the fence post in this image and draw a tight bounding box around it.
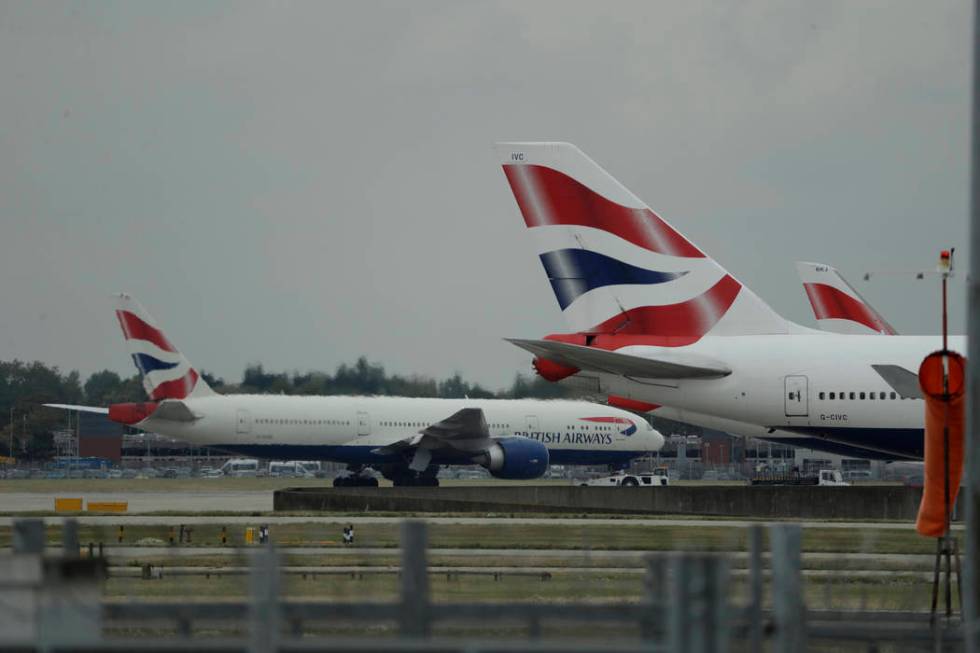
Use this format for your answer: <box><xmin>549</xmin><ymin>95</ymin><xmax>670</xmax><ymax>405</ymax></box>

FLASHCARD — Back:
<box><xmin>249</xmin><ymin>543</ymin><xmax>280</xmax><ymax>653</ymax></box>
<box><xmin>748</xmin><ymin>525</ymin><xmax>764</xmax><ymax>653</ymax></box>
<box><xmin>769</xmin><ymin>524</ymin><xmax>805</xmax><ymax>653</ymax></box>
<box><xmin>667</xmin><ymin>553</ymin><xmax>730</xmax><ymax>653</ymax></box>
<box><xmin>399</xmin><ymin>520</ymin><xmax>430</xmax><ymax>637</ymax></box>
<box><xmin>13</xmin><ymin>519</ymin><xmax>45</xmax><ymax>554</ymax></box>
<box><xmin>63</xmin><ymin>519</ymin><xmax>80</xmax><ymax>558</ymax></box>
<box><xmin>643</xmin><ymin>553</ymin><xmax>668</xmax><ymax>640</ymax></box>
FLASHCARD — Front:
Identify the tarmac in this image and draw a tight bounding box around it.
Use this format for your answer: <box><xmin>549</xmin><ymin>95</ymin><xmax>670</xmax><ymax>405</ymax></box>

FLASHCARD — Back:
<box><xmin>0</xmin><ymin>490</ymin><xmax>273</xmax><ymax>513</ymax></box>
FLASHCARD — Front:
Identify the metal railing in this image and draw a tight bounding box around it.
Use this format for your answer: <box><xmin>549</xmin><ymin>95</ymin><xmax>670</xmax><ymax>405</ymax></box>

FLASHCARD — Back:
<box><xmin>0</xmin><ymin>518</ymin><xmax>966</xmax><ymax>652</ymax></box>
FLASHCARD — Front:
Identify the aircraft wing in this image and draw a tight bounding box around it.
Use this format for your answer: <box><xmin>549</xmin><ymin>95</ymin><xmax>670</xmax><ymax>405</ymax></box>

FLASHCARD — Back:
<box><xmin>871</xmin><ymin>364</ymin><xmax>924</xmax><ymax>399</ymax></box>
<box><xmin>506</xmin><ymin>338</ymin><xmax>731</xmax><ymax>379</ymax></box>
<box><xmin>43</xmin><ymin>404</ymin><xmax>109</xmax><ymax>415</ymax></box>
<box><xmin>371</xmin><ymin>407</ymin><xmax>492</xmax><ymax>471</ymax></box>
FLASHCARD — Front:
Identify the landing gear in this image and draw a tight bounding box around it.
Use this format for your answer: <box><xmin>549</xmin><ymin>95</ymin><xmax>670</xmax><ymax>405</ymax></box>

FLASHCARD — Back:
<box><xmin>332</xmin><ymin>465</ymin><xmax>380</xmax><ymax>488</ymax></box>
<box><xmin>380</xmin><ymin>464</ymin><xmax>441</xmax><ymax>487</ymax></box>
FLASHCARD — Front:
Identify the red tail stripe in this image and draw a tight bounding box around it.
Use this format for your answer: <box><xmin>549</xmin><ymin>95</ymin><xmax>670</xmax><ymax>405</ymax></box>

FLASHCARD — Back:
<box><xmin>588</xmin><ymin>274</ymin><xmax>741</xmax><ymax>340</ymax></box>
<box><xmin>149</xmin><ymin>368</ymin><xmax>198</xmax><ymax>400</ymax></box>
<box><xmin>116</xmin><ymin>310</ymin><xmax>177</xmax><ymax>353</ymax></box>
<box><xmin>503</xmin><ymin>164</ymin><xmax>704</xmax><ymax>258</ymax></box>
<box><xmin>803</xmin><ymin>283</ymin><xmax>895</xmax><ymax>334</ymax></box>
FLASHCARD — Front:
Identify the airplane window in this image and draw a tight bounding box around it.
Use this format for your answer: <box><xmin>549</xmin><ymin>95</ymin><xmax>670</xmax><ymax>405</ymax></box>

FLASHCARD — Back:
<box><xmin>829</xmin><ymin>392</ymin><xmax>835</xmax><ymax>400</ymax></box>
<box><xmin>849</xmin><ymin>392</ymin><xmax>855</xmax><ymax>400</ymax></box>
<box><xmin>880</xmin><ymin>392</ymin><xmax>886</xmax><ymax>400</ymax></box>
<box><xmin>869</xmin><ymin>393</ymin><xmax>875</xmax><ymax>401</ymax></box>
<box><xmin>890</xmin><ymin>392</ymin><xmax>897</xmax><ymax>400</ymax></box>
<box><xmin>859</xmin><ymin>392</ymin><xmax>865</xmax><ymax>400</ymax></box>
<box><xmin>819</xmin><ymin>392</ymin><xmax>825</xmax><ymax>400</ymax></box>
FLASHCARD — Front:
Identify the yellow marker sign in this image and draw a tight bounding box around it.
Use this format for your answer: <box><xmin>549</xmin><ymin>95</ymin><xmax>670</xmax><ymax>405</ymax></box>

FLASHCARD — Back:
<box><xmin>87</xmin><ymin>501</ymin><xmax>128</xmax><ymax>513</ymax></box>
<box><xmin>54</xmin><ymin>498</ymin><xmax>83</xmax><ymax>512</ymax></box>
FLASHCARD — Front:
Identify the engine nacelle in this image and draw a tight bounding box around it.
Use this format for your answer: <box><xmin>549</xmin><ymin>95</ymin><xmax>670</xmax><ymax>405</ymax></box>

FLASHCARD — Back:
<box><xmin>483</xmin><ymin>437</ymin><xmax>549</xmax><ymax>480</ymax></box>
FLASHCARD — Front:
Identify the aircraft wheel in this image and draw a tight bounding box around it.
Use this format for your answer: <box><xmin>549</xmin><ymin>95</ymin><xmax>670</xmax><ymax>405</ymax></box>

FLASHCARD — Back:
<box><xmin>621</xmin><ymin>477</ymin><xmax>639</xmax><ymax>487</ymax></box>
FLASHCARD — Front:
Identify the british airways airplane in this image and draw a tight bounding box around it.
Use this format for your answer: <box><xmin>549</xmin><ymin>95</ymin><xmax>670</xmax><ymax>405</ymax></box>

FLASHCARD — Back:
<box><xmin>795</xmin><ymin>261</ymin><xmax>897</xmax><ymax>335</ymax></box>
<box><xmin>47</xmin><ymin>294</ymin><xmax>663</xmax><ymax>486</ymax></box>
<box><xmin>496</xmin><ymin>141</ymin><xmax>952</xmax><ymax>461</ymax></box>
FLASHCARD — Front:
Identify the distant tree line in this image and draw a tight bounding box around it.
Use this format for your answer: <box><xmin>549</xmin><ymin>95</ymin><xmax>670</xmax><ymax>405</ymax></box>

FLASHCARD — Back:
<box><xmin>0</xmin><ymin>356</ymin><xmax>573</xmax><ymax>460</ymax></box>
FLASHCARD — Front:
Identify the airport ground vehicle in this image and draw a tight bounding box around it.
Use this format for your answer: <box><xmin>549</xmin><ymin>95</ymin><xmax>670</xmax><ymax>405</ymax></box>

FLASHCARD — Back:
<box><xmin>220</xmin><ymin>458</ymin><xmax>259</xmax><ymax>477</ymax></box>
<box><xmin>750</xmin><ymin>469</ymin><xmax>849</xmax><ymax>486</ymax></box>
<box><xmin>579</xmin><ymin>472</ymin><xmax>669</xmax><ymax>487</ymax></box>
<box><xmin>268</xmin><ymin>461</ymin><xmax>317</xmax><ymax>478</ymax></box>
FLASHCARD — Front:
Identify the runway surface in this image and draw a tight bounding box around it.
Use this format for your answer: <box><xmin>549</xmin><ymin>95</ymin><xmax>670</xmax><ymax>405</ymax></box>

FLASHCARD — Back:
<box><xmin>0</xmin><ymin>491</ymin><xmax>274</xmax><ymax>513</ymax></box>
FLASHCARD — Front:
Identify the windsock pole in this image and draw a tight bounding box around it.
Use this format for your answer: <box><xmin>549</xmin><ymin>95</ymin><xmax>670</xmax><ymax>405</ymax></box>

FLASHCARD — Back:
<box><xmin>918</xmin><ymin>250</ymin><xmax>965</xmax><ymax>625</ymax></box>
<box><xmin>967</xmin><ymin>4</ymin><xmax>980</xmax><ymax>649</ymax></box>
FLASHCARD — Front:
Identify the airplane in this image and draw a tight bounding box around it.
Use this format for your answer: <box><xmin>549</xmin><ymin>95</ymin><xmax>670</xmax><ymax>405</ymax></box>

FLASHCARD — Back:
<box><xmin>495</xmin><ymin>141</ymin><xmax>953</xmax><ymax>461</ymax></box>
<box><xmin>795</xmin><ymin>261</ymin><xmax>897</xmax><ymax>335</ymax></box>
<box><xmin>46</xmin><ymin>294</ymin><xmax>663</xmax><ymax>486</ymax></box>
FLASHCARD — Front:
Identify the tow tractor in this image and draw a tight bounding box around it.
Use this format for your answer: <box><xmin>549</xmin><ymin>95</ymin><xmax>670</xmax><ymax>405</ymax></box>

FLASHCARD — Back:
<box><xmin>579</xmin><ymin>470</ymin><xmax>669</xmax><ymax>487</ymax></box>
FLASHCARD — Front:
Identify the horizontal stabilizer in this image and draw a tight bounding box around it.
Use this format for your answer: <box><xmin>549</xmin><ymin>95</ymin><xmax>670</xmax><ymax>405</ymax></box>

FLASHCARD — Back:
<box><xmin>43</xmin><ymin>404</ymin><xmax>109</xmax><ymax>415</ymax></box>
<box><xmin>506</xmin><ymin>338</ymin><xmax>731</xmax><ymax>379</ymax></box>
<box><xmin>871</xmin><ymin>364</ymin><xmax>923</xmax><ymax>399</ymax></box>
<box><xmin>152</xmin><ymin>400</ymin><xmax>199</xmax><ymax>422</ymax></box>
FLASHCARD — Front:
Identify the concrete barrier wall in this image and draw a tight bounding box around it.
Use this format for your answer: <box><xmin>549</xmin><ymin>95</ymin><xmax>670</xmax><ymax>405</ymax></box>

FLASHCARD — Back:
<box><xmin>274</xmin><ymin>485</ymin><xmax>935</xmax><ymax>521</ymax></box>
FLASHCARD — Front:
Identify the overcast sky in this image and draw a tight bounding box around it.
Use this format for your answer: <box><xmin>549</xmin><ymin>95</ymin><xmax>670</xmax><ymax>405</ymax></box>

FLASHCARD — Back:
<box><xmin>0</xmin><ymin>1</ymin><xmax>971</xmax><ymax>390</ymax></box>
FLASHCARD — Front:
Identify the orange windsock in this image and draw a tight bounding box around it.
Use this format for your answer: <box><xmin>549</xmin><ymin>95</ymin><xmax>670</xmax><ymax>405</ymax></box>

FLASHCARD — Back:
<box><xmin>915</xmin><ymin>350</ymin><xmax>966</xmax><ymax>537</ymax></box>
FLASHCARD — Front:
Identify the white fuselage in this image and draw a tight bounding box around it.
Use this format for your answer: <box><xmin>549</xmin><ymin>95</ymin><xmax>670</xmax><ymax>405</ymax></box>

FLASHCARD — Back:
<box><xmin>577</xmin><ymin>333</ymin><xmax>958</xmax><ymax>459</ymax></box>
<box><xmin>136</xmin><ymin>395</ymin><xmax>663</xmax><ymax>467</ymax></box>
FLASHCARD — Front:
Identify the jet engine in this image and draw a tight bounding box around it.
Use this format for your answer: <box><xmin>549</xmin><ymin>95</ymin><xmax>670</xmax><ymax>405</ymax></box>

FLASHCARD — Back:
<box><xmin>481</xmin><ymin>437</ymin><xmax>550</xmax><ymax>480</ymax></box>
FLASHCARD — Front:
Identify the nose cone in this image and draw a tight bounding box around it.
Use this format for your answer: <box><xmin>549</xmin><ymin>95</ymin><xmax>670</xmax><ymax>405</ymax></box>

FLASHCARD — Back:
<box><xmin>611</xmin><ymin>407</ymin><xmax>665</xmax><ymax>452</ymax></box>
<box><xmin>647</xmin><ymin>428</ymin><xmax>665</xmax><ymax>452</ymax></box>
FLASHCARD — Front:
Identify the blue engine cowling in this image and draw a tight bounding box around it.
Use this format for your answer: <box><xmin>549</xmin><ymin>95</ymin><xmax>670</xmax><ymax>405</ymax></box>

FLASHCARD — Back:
<box><xmin>483</xmin><ymin>437</ymin><xmax>549</xmax><ymax>480</ymax></box>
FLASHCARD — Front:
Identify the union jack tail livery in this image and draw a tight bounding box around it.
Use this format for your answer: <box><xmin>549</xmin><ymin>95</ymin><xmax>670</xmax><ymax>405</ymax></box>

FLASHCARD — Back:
<box><xmin>496</xmin><ymin>142</ymin><xmax>791</xmax><ymax>343</ymax></box>
<box><xmin>795</xmin><ymin>262</ymin><xmax>896</xmax><ymax>335</ymax></box>
<box><xmin>114</xmin><ymin>293</ymin><xmax>215</xmax><ymax>400</ymax></box>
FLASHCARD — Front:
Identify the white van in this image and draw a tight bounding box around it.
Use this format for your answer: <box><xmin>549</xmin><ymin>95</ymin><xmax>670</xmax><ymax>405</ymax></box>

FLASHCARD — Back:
<box><xmin>269</xmin><ymin>461</ymin><xmax>316</xmax><ymax>478</ymax></box>
<box><xmin>220</xmin><ymin>458</ymin><xmax>259</xmax><ymax>478</ymax></box>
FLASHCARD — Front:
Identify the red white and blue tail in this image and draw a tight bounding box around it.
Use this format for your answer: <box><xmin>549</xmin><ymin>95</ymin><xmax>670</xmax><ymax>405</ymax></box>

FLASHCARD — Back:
<box><xmin>114</xmin><ymin>293</ymin><xmax>215</xmax><ymax>400</ymax></box>
<box><xmin>496</xmin><ymin>142</ymin><xmax>792</xmax><ymax>342</ymax></box>
<box><xmin>795</xmin><ymin>262</ymin><xmax>896</xmax><ymax>335</ymax></box>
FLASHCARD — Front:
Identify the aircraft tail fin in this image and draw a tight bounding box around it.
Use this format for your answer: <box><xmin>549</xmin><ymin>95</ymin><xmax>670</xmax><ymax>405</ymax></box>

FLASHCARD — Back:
<box><xmin>495</xmin><ymin>142</ymin><xmax>793</xmax><ymax>343</ymax></box>
<box><xmin>795</xmin><ymin>262</ymin><xmax>896</xmax><ymax>335</ymax></box>
<box><xmin>113</xmin><ymin>293</ymin><xmax>215</xmax><ymax>400</ymax></box>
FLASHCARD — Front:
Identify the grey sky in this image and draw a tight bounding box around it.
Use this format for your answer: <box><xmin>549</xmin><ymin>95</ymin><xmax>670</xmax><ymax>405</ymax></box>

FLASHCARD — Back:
<box><xmin>0</xmin><ymin>1</ymin><xmax>970</xmax><ymax>390</ymax></box>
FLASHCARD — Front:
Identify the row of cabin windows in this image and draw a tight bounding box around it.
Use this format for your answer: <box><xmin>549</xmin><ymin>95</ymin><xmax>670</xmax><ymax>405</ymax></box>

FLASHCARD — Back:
<box><xmin>380</xmin><ymin>421</ymin><xmax>515</xmax><ymax>429</ymax></box>
<box><xmin>817</xmin><ymin>391</ymin><xmax>905</xmax><ymax>401</ymax></box>
<box><xmin>256</xmin><ymin>418</ymin><xmax>350</xmax><ymax>426</ymax></box>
